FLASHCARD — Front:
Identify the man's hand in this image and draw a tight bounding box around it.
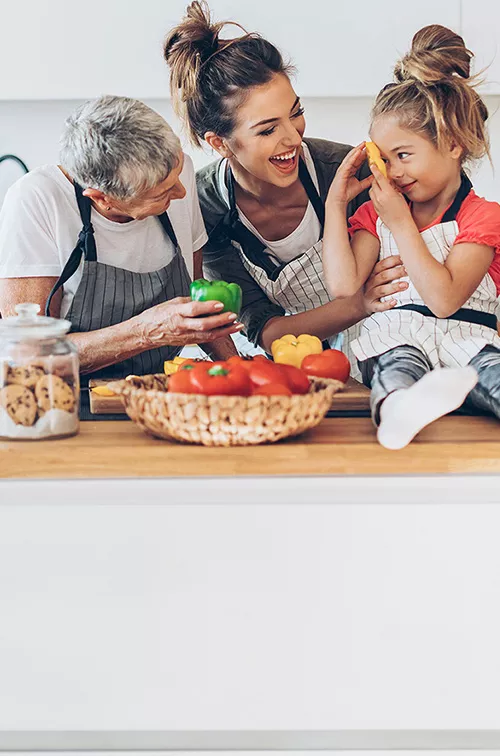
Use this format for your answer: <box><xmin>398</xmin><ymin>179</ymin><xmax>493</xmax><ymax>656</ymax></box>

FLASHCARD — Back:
<box><xmin>136</xmin><ymin>297</ymin><xmax>244</xmax><ymax>348</ymax></box>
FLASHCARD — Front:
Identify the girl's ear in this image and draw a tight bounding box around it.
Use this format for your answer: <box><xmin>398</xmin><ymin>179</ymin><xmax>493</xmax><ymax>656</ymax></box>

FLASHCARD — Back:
<box><xmin>448</xmin><ymin>140</ymin><xmax>464</xmax><ymax>161</ymax></box>
<box><xmin>205</xmin><ymin>131</ymin><xmax>233</xmax><ymax>158</ymax></box>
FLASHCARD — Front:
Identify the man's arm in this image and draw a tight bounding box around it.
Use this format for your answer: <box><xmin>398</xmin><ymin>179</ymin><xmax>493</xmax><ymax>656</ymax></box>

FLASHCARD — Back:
<box><xmin>0</xmin><ymin>277</ymin><xmax>242</xmax><ymax>373</ymax></box>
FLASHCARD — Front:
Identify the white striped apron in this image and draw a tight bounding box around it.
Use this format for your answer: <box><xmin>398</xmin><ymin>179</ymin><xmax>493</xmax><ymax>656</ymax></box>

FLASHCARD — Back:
<box><xmin>224</xmin><ymin>160</ymin><xmax>361</xmax><ymax>372</ymax></box>
<box><xmin>351</xmin><ymin>178</ymin><xmax>500</xmax><ymax>369</ymax></box>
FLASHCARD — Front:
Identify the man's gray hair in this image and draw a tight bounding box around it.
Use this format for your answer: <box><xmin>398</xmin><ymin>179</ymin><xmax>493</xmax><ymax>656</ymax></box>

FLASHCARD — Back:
<box><xmin>59</xmin><ymin>95</ymin><xmax>182</xmax><ymax>200</ymax></box>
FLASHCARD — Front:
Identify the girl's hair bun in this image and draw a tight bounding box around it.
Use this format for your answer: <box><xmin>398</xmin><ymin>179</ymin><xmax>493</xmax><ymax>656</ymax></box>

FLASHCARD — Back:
<box><xmin>394</xmin><ymin>24</ymin><xmax>473</xmax><ymax>85</ymax></box>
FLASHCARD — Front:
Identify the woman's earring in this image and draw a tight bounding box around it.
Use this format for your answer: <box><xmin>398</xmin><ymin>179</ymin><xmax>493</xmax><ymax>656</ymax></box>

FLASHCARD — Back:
<box><xmin>106</xmin><ymin>205</ymin><xmax>111</xmax><ymax>210</ymax></box>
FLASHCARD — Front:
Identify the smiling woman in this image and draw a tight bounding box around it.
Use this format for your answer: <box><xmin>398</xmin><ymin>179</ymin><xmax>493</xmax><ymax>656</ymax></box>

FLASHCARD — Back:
<box><xmin>0</xmin><ymin>95</ymin><xmax>240</xmax><ymax>380</ymax></box>
<box><xmin>164</xmin><ymin>1</ymin><xmax>409</xmax><ymax>367</ymax></box>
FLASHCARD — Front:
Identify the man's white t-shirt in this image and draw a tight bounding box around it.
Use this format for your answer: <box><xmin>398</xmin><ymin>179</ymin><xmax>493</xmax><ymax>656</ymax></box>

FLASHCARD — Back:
<box><xmin>0</xmin><ymin>153</ymin><xmax>207</xmax><ymax>317</ymax></box>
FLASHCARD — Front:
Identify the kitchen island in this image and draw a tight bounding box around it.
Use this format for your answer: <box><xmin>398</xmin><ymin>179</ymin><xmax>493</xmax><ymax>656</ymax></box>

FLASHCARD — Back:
<box><xmin>1</xmin><ymin>416</ymin><xmax>500</xmax><ymax>752</ymax></box>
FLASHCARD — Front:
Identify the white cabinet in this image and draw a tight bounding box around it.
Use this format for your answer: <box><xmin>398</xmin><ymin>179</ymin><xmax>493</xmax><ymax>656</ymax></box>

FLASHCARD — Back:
<box><xmin>0</xmin><ymin>0</ymin><xmax>461</xmax><ymax>99</ymax></box>
<box><xmin>462</xmin><ymin>0</ymin><xmax>500</xmax><ymax>94</ymax></box>
<box><xmin>2</xmin><ymin>476</ymin><xmax>500</xmax><ymax>745</ymax></box>
<box><xmin>215</xmin><ymin>0</ymin><xmax>461</xmax><ymax>97</ymax></box>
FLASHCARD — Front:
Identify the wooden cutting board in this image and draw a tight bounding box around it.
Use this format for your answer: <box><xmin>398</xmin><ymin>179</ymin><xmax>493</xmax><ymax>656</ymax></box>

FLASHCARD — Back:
<box><xmin>88</xmin><ymin>377</ymin><xmax>370</xmax><ymax>415</ymax></box>
<box><xmin>88</xmin><ymin>379</ymin><xmax>126</xmax><ymax>415</ymax></box>
<box><xmin>331</xmin><ymin>377</ymin><xmax>370</xmax><ymax>412</ymax></box>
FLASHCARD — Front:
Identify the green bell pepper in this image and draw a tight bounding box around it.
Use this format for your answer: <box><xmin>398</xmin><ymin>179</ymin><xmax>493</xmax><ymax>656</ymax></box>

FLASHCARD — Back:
<box><xmin>190</xmin><ymin>279</ymin><xmax>242</xmax><ymax>314</ymax></box>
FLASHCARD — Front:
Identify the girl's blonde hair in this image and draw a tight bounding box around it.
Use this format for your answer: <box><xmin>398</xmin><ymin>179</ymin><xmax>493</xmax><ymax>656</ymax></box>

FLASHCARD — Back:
<box><xmin>371</xmin><ymin>24</ymin><xmax>490</xmax><ymax>163</ymax></box>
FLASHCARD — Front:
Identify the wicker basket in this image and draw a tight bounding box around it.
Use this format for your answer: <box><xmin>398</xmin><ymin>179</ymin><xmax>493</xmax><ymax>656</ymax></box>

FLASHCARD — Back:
<box><xmin>108</xmin><ymin>373</ymin><xmax>343</xmax><ymax>446</ymax></box>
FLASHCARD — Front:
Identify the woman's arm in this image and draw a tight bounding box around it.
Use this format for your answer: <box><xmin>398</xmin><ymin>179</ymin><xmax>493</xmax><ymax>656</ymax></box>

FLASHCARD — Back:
<box><xmin>323</xmin><ymin>144</ymin><xmax>379</xmax><ymax>297</ymax></box>
<box><xmin>259</xmin><ymin>255</ymin><xmax>409</xmax><ymax>352</ymax></box>
<box><xmin>369</xmin><ymin>165</ymin><xmax>495</xmax><ymax>317</ymax></box>
<box><xmin>259</xmin><ymin>293</ymin><xmax>366</xmax><ymax>352</ymax></box>
<box><xmin>0</xmin><ymin>277</ymin><xmax>242</xmax><ymax>374</ymax></box>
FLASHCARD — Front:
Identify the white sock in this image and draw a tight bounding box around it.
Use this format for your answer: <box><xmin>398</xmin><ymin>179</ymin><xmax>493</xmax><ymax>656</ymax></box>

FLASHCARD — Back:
<box><xmin>377</xmin><ymin>366</ymin><xmax>478</xmax><ymax>450</ymax></box>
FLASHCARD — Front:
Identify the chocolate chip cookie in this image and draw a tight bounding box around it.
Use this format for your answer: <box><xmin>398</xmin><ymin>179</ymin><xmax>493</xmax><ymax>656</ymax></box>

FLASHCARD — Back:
<box><xmin>35</xmin><ymin>374</ymin><xmax>76</xmax><ymax>413</ymax></box>
<box><xmin>7</xmin><ymin>365</ymin><xmax>45</xmax><ymax>390</ymax></box>
<box><xmin>0</xmin><ymin>385</ymin><xmax>37</xmax><ymax>426</ymax></box>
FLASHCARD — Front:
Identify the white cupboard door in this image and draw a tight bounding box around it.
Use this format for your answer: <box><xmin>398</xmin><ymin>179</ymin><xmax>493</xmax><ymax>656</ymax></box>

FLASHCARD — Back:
<box><xmin>211</xmin><ymin>0</ymin><xmax>461</xmax><ymax>97</ymax></box>
<box><xmin>0</xmin><ymin>0</ymin><xmax>461</xmax><ymax>100</ymax></box>
<box><xmin>462</xmin><ymin>0</ymin><xmax>500</xmax><ymax>95</ymax></box>
<box><xmin>0</xmin><ymin>0</ymin><xmax>173</xmax><ymax>100</ymax></box>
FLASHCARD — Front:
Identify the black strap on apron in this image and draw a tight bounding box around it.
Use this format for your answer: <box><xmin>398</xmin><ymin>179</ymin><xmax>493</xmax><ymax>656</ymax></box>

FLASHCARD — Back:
<box><xmin>45</xmin><ymin>182</ymin><xmax>178</xmax><ymax>317</ymax></box>
<box><xmin>395</xmin><ymin>303</ymin><xmax>497</xmax><ymax>331</ymax></box>
<box><xmin>395</xmin><ymin>173</ymin><xmax>497</xmax><ymax>331</ymax></box>
<box><xmin>213</xmin><ymin>157</ymin><xmax>324</xmax><ymax>283</ymax></box>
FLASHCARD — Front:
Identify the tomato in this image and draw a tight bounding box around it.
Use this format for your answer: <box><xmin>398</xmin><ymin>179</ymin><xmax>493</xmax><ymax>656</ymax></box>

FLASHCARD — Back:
<box><xmin>301</xmin><ymin>349</ymin><xmax>350</xmax><ymax>383</ymax></box>
<box><xmin>252</xmin><ymin>383</ymin><xmax>292</xmax><ymax>397</ymax></box>
<box><xmin>167</xmin><ymin>362</ymin><xmax>200</xmax><ymax>393</ymax></box>
<box><xmin>188</xmin><ymin>361</ymin><xmax>252</xmax><ymax>396</ymax></box>
<box><xmin>226</xmin><ymin>355</ymin><xmax>269</xmax><ymax>372</ymax></box>
<box><xmin>246</xmin><ymin>360</ymin><xmax>288</xmax><ymax>388</ymax></box>
<box><xmin>278</xmin><ymin>364</ymin><xmax>310</xmax><ymax>395</ymax></box>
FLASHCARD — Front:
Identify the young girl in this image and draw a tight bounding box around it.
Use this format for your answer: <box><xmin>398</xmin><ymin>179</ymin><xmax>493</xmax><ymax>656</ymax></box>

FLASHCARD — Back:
<box><xmin>323</xmin><ymin>24</ymin><xmax>500</xmax><ymax>450</ymax></box>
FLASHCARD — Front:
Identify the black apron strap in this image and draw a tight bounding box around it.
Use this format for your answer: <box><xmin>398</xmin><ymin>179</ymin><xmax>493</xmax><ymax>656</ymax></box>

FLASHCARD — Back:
<box><xmin>441</xmin><ymin>173</ymin><xmax>473</xmax><ymax>222</ymax></box>
<box><xmin>45</xmin><ymin>182</ymin><xmax>97</xmax><ymax>316</ymax></box>
<box><xmin>395</xmin><ymin>303</ymin><xmax>497</xmax><ymax>331</ymax></box>
<box><xmin>298</xmin><ymin>156</ymin><xmax>325</xmax><ymax>230</ymax></box>
<box><xmin>157</xmin><ymin>211</ymin><xmax>179</xmax><ymax>247</ymax></box>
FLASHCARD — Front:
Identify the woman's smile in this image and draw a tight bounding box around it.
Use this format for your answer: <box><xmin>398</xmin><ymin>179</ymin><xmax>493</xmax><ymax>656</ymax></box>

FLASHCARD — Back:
<box><xmin>269</xmin><ymin>145</ymin><xmax>300</xmax><ymax>175</ymax></box>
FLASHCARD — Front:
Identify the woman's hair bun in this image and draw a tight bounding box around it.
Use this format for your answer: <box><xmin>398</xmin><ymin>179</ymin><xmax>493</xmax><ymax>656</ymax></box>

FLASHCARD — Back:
<box><xmin>164</xmin><ymin>1</ymin><xmax>221</xmax><ymax>68</ymax></box>
<box><xmin>394</xmin><ymin>24</ymin><xmax>473</xmax><ymax>85</ymax></box>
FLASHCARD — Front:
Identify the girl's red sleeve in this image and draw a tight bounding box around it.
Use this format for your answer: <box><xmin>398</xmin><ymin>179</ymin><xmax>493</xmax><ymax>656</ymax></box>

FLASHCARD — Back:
<box><xmin>348</xmin><ymin>200</ymin><xmax>379</xmax><ymax>239</ymax></box>
<box><xmin>454</xmin><ymin>193</ymin><xmax>500</xmax><ymax>293</ymax></box>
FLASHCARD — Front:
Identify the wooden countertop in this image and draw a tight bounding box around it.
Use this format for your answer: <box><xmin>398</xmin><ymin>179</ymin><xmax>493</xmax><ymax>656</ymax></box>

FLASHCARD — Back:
<box><xmin>1</xmin><ymin>414</ymin><xmax>500</xmax><ymax>479</ymax></box>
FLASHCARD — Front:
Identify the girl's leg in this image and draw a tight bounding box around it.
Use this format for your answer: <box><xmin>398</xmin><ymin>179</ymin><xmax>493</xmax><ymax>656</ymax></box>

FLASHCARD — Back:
<box><xmin>362</xmin><ymin>346</ymin><xmax>478</xmax><ymax>450</ymax></box>
<box><xmin>360</xmin><ymin>345</ymin><xmax>433</xmax><ymax>423</ymax></box>
<box><xmin>465</xmin><ymin>345</ymin><xmax>500</xmax><ymax>419</ymax></box>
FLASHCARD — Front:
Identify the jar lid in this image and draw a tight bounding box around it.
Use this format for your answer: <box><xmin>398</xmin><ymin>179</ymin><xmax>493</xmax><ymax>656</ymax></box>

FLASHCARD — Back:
<box><xmin>0</xmin><ymin>303</ymin><xmax>72</xmax><ymax>340</ymax></box>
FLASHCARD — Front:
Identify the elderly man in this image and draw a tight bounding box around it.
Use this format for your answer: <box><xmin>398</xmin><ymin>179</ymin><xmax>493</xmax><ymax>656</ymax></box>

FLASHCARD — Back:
<box><xmin>0</xmin><ymin>95</ymin><xmax>240</xmax><ymax>379</ymax></box>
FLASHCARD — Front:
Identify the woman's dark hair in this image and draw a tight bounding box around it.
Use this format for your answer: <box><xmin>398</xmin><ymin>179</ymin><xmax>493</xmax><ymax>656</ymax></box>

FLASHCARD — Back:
<box><xmin>164</xmin><ymin>1</ymin><xmax>294</xmax><ymax>146</ymax></box>
<box><xmin>372</xmin><ymin>24</ymin><xmax>490</xmax><ymax>164</ymax></box>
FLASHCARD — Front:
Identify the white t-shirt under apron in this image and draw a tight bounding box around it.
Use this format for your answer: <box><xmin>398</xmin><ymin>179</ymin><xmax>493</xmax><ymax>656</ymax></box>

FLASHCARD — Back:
<box><xmin>217</xmin><ymin>142</ymin><xmax>322</xmax><ymax>264</ymax></box>
<box><xmin>0</xmin><ymin>154</ymin><xmax>207</xmax><ymax>317</ymax></box>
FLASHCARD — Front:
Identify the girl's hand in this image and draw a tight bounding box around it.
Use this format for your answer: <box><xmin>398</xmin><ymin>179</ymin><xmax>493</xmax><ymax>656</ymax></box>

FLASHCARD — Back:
<box><xmin>327</xmin><ymin>143</ymin><xmax>374</xmax><ymax>207</ymax></box>
<box><xmin>369</xmin><ymin>164</ymin><xmax>413</xmax><ymax>230</ymax></box>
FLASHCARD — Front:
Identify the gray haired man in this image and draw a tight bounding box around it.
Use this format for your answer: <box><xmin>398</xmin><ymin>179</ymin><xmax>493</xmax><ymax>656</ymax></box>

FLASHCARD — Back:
<box><xmin>0</xmin><ymin>95</ymin><xmax>240</xmax><ymax>381</ymax></box>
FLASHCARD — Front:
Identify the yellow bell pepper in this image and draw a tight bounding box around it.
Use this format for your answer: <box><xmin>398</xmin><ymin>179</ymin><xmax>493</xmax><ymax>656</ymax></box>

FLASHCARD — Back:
<box><xmin>271</xmin><ymin>334</ymin><xmax>323</xmax><ymax>368</ymax></box>
<box><xmin>365</xmin><ymin>141</ymin><xmax>387</xmax><ymax>178</ymax></box>
<box><xmin>164</xmin><ymin>356</ymin><xmax>190</xmax><ymax>375</ymax></box>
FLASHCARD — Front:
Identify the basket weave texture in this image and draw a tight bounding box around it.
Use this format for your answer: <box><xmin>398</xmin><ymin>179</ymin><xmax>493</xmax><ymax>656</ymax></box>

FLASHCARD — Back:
<box><xmin>108</xmin><ymin>373</ymin><xmax>342</xmax><ymax>446</ymax></box>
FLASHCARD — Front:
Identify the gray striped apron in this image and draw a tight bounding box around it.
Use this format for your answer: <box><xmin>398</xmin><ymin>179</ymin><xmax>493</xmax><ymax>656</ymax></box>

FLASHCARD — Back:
<box><xmin>46</xmin><ymin>181</ymin><xmax>191</xmax><ymax>380</ymax></box>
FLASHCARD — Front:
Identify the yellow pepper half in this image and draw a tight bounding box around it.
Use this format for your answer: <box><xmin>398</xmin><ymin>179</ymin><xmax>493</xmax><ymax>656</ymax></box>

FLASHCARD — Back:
<box><xmin>91</xmin><ymin>385</ymin><xmax>116</xmax><ymax>397</ymax></box>
<box><xmin>271</xmin><ymin>334</ymin><xmax>323</xmax><ymax>368</ymax></box>
<box><xmin>164</xmin><ymin>356</ymin><xmax>190</xmax><ymax>375</ymax></box>
<box><xmin>365</xmin><ymin>141</ymin><xmax>387</xmax><ymax>178</ymax></box>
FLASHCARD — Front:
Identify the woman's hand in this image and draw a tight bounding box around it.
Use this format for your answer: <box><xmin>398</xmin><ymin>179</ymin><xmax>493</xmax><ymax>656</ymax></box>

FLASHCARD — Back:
<box><xmin>136</xmin><ymin>297</ymin><xmax>244</xmax><ymax>347</ymax></box>
<box><xmin>363</xmin><ymin>255</ymin><xmax>409</xmax><ymax>314</ymax></box>
<box><xmin>369</xmin><ymin>164</ymin><xmax>413</xmax><ymax>230</ymax></box>
<box><xmin>326</xmin><ymin>143</ymin><xmax>374</xmax><ymax>206</ymax></box>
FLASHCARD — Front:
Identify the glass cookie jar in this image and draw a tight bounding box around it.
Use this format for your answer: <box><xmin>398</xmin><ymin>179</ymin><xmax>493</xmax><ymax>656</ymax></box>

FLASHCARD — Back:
<box><xmin>0</xmin><ymin>303</ymin><xmax>79</xmax><ymax>440</ymax></box>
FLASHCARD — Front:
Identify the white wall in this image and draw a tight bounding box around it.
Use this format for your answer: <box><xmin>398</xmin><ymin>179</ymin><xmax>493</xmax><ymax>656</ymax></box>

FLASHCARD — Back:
<box><xmin>1</xmin><ymin>96</ymin><xmax>499</xmax><ymax>206</ymax></box>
